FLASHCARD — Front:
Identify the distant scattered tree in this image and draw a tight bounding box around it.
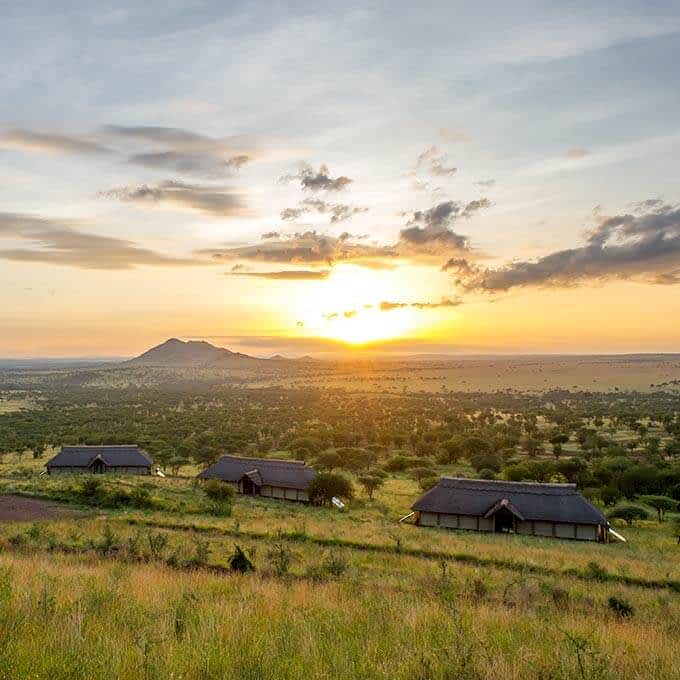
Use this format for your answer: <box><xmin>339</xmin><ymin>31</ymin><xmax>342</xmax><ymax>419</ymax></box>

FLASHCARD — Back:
<box><xmin>358</xmin><ymin>474</ymin><xmax>385</xmax><ymax>500</ymax></box>
<box><xmin>229</xmin><ymin>545</ymin><xmax>254</xmax><ymax>573</ymax></box>
<box><xmin>409</xmin><ymin>466</ymin><xmax>438</xmax><ymax>482</ymax></box>
<box><xmin>308</xmin><ymin>472</ymin><xmax>354</xmax><ymax>505</ymax></box>
<box><xmin>169</xmin><ymin>456</ymin><xmax>191</xmax><ymax>476</ymax></box>
<box><xmin>203</xmin><ymin>480</ymin><xmax>235</xmax><ymax>503</ymax></box>
<box><xmin>419</xmin><ymin>476</ymin><xmax>440</xmax><ymax>492</ymax></box>
<box><xmin>600</xmin><ymin>486</ymin><xmax>621</xmax><ymax>506</ymax></box>
<box><xmin>638</xmin><ymin>495</ymin><xmax>678</xmax><ymax>522</ymax></box>
<box><xmin>607</xmin><ymin>504</ymin><xmax>650</xmax><ymax>526</ymax></box>
<box><xmin>314</xmin><ymin>451</ymin><xmax>342</xmax><ymax>472</ymax></box>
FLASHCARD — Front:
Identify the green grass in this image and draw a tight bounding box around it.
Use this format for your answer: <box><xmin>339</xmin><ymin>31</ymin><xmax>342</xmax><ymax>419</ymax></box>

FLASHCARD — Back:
<box><xmin>1</xmin><ymin>459</ymin><xmax>679</xmax><ymax>679</ymax></box>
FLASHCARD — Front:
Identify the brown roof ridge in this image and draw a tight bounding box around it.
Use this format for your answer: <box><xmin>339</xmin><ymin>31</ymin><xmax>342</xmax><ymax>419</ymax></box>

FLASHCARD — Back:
<box><xmin>63</xmin><ymin>444</ymin><xmax>142</xmax><ymax>448</ymax></box>
<box><xmin>217</xmin><ymin>454</ymin><xmax>308</xmax><ymax>467</ymax></box>
<box><xmin>441</xmin><ymin>477</ymin><xmax>576</xmax><ymax>489</ymax></box>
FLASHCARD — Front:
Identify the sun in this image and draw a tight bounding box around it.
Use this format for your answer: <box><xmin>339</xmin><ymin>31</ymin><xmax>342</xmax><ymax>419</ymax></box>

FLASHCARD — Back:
<box><xmin>291</xmin><ymin>264</ymin><xmax>422</xmax><ymax>346</ymax></box>
<box><xmin>323</xmin><ymin>306</ymin><xmax>415</xmax><ymax>345</ymax></box>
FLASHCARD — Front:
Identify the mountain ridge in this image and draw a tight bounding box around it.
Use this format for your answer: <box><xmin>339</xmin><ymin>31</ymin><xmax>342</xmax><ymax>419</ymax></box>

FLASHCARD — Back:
<box><xmin>126</xmin><ymin>338</ymin><xmax>260</xmax><ymax>367</ymax></box>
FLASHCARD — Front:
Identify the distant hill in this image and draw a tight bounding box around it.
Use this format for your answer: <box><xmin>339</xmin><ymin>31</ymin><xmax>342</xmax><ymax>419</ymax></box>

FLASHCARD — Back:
<box><xmin>126</xmin><ymin>338</ymin><xmax>259</xmax><ymax>367</ymax></box>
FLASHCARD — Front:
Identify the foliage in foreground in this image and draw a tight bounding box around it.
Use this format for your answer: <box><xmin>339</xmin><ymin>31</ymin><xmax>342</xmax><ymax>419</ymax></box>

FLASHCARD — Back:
<box><xmin>0</xmin><ymin>550</ymin><xmax>677</xmax><ymax>680</ymax></box>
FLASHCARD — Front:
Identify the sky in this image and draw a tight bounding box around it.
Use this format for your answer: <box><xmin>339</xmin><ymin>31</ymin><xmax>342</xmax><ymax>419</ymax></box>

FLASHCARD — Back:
<box><xmin>1</xmin><ymin>1</ymin><xmax>679</xmax><ymax>357</ymax></box>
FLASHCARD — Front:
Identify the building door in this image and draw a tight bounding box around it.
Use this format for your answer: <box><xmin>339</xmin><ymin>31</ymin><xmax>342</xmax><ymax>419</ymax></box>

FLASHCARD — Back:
<box><xmin>241</xmin><ymin>477</ymin><xmax>258</xmax><ymax>495</ymax></box>
<box><xmin>91</xmin><ymin>460</ymin><xmax>106</xmax><ymax>474</ymax></box>
<box><xmin>494</xmin><ymin>507</ymin><xmax>515</xmax><ymax>533</ymax></box>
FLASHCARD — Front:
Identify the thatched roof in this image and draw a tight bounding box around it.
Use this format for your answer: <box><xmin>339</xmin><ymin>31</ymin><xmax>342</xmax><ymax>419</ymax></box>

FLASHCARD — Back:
<box><xmin>198</xmin><ymin>455</ymin><xmax>315</xmax><ymax>490</ymax></box>
<box><xmin>47</xmin><ymin>445</ymin><xmax>153</xmax><ymax>468</ymax></box>
<box><xmin>412</xmin><ymin>477</ymin><xmax>607</xmax><ymax>525</ymax></box>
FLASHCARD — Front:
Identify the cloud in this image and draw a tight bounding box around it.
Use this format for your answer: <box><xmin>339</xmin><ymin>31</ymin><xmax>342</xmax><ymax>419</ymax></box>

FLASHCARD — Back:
<box><xmin>0</xmin><ymin>129</ymin><xmax>112</xmax><ymax>156</ymax></box>
<box><xmin>281</xmin><ymin>197</ymin><xmax>368</xmax><ymax>223</ymax></box>
<box><xmin>379</xmin><ymin>297</ymin><xmax>462</xmax><ymax>311</ymax></box>
<box><xmin>203</xmin><ymin>197</ymin><xmax>488</xmax><ymax>269</ymax></box>
<box><xmin>397</xmin><ymin>199</ymin><xmax>490</xmax><ymax>257</ymax></box>
<box><xmin>0</xmin><ymin>212</ymin><xmax>202</xmax><ymax>270</ymax></box>
<box><xmin>414</xmin><ymin>146</ymin><xmax>457</xmax><ymax>177</ymax></box>
<box><xmin>199</xmin><ymin>230</ymin><xmax>396</xmax><ymax>266</ymax></box>
<box><xmin>99</xmin><ymin>181</ymin><xmax>248</xmax><ymax>217</ymax></box>
<box><xmin>438</xmin><ymin>127</ymin><xmax>471</xmax><ymax>143</ymax></box>
<box><xmin>280</xmin><ymin>163</ymin><xmax>352</xmax><ymax>192</ymax></box>
<box><xmin>104</xmin><ymin>125</ymin><xmax>253</xmax><ymax>177</ymax></box>
<box><xmin>127</xmin><ymin>151</ymin><xmax>249</xmax><ymax>177</ymax></box>
<box><xmin>564</xmin><ymin>148</ymin><xmax>591</xmax><ymax>159</ymax></box>
<box><xmin>451</xmin><ymin>202</ymin><xmax>680</xmax><ymax>292</ymax></box>
<box><xmin>103</xmin><ymin>125</ymin><xmax>215</xmax><ymax>147</ymax></box>
<box><xmin>474</xmin><ymin>179</ymin><xmax>496</xmax><ymax>190</ymax></box>
<box><xmin>1</xmin><ymin>124</ymin><xmax>257</xmax><ymax>179</ymax></box>
<box><xmin>230</xmin><ymin>269</ymin><xmax>330</xmax><ymax>280</ymax></box>
<box><xmin>629</xmin><ymin>198</ymin><xmax>666</xmax><ymax>215</ymax></box>
<box><xmin>281</xmin><ymin>207</ymin><xmax>307</xmax><ymax>221</ymax></box>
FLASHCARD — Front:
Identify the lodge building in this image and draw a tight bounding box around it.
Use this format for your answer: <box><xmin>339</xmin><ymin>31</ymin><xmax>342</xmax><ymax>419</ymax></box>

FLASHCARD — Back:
<box><xmin>197</xmin><ymin>455</ymin><xmax>316</xmax><ymax>502</ymax></box>
<box><xmin>411</xmin><ymin>477</ymin><xmax>609</xmax><ymax>542</ymax></box>
<box><xmin>46</xmin><ymin>445</ymin><xmax>154</xmax><ymax>475</ymax></box>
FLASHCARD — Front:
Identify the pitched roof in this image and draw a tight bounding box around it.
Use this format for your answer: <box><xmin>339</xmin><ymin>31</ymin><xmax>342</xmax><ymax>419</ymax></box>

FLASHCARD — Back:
<box><xmin>198</xmin><ymin>455</ymin><xmax>316</xmax><ymax>490</ymax></box>
<box><xmin>47</xmin><ymin>445</ymin><xmax>153</xmax><ymax>468</ymax></box>
<box><xmin>412</xmin><ymin>477</ymin><xmax>607</xmax><ymax>525</ymax></box>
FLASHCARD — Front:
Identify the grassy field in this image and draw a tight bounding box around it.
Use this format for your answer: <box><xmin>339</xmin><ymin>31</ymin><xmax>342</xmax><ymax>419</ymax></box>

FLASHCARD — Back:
<box><xmin>252</xmin><ymin>355</ymin><xmax>680</xmax><ymax>393</ymax></box>
<box><xmin>0</xmin><ymin>457</ymin><xmax>678</xmax><ymax>679</ymax></box>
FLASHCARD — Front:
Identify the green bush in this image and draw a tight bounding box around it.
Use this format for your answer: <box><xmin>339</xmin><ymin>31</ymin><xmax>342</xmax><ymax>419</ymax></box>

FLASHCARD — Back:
<box><xmin>383</xmin><ymin>455</ymin><xmax>423</xmax><ymax>473</ymax></box>
<box><xmin>229</xmin><ymin>545</ymin><xmax>255</xmax><ymax>573</ymax></box>
<box><xmin>308</xmin><ymin>472</ymin><xmax>354</xmax><ymax>505</ymax></box>
<box><xmin>608</xmin><ymin>596</ymin><xmax>634</xmax><ymax>618</ymax></box>
<box><xmin>607</xmin><ymin>504</ymin><xmax>650</xmax><ymax>526</ymax></box>
<box><xmin>419</xmin><ymin>476</ymin><xmax>440</xmax><ymax>492</ymax></box>
<box><xmin>202</xmin><ymin>480</ymin><xmax>234</xmax><ymax>516</ymax></box>
<box><xmin>203</xmin><ymin>480</ymin><xmax>235</xmax><ymax>503</ymax></box>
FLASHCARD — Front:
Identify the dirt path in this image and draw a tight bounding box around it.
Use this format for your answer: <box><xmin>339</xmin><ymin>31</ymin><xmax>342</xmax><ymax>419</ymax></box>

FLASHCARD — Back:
<box><xmin>0</xmin><ymin>495</ymin><xmax>80</xmax><ymax>521</ymax></box>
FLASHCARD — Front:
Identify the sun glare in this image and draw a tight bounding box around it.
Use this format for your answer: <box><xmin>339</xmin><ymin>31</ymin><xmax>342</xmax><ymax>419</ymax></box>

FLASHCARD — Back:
<box><xmin>292</xmin><ymin>265</ymin><xmax>424</xmax><ymax>346</ymax></box>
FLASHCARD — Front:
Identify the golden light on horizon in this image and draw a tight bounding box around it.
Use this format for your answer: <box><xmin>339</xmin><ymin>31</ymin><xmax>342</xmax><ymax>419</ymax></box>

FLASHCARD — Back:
<box><xmin>292</xmin><ymin>264</ymin><xmax>424</xmax><ymax>346</ymax></box>
<box><xmin>320</xmin><ymin>306</ymin><xmax>415</xmax><ymax>345</ymax></box>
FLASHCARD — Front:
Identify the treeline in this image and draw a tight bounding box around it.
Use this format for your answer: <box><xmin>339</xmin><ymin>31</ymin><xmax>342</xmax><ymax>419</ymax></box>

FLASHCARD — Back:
<box><xmin>1</xmin><ymin>382</ymin><xmax>679</xmax><ymax>502</ymax></box>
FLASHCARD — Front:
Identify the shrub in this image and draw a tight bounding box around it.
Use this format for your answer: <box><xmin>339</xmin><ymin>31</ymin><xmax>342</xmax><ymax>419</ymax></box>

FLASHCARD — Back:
<box><xmin>307</xmin><ymin>552</ymin><xmax>348</xmax><ymax>581</ymax></box>
<box><xmin>419</xmin><ymin>476</ymin><xmax>440</xmax><ymax>492</ymax></box>
<box><xmin>95</xmin><ymin>525</ymin><xmax>119</xmax><ymax>555</ymax></box>
<box><xmin>202</xmin><ymin>480</ymin><xmax>235</xmax><ymax>515</ymax></box>
<box><xmin>608</xmin><ymin>596</ymin><xmax>634</xmax><ymax>618</ymax></box>
<box><xmin>409</xmin><ymin>466</ymin><xmax>437</xmax><ymax>482</ymax></box>
<box><xmin>383</xmin><ymin>455</ymin><xmax>423</xmax><ymax>473</ymax></box>
<box><xmin>203</xmin><ymin>480</ymin><xmax>235</xmax><ymax>503</ymax></box>
<box><xmin>266</xmin><ymin>540</ymin><xmax>296</xmax><ymax>577</ymax></box>
<box><xmin>189</xmin><ymin>536</ymin><xmax>211</xmax><ymax>568</ymax></box>
<box><xmin>146</xmin><ymin>531</ymin><xmax>168</xmax><ymax>560</ymax></box>
<box><xmin>606</xmin><ymin>504</ymin><xmax>650</xmax><ymax>526</ymax></box>
<box><xmin>229</xmin><ymin>545</ymin><xmax>255</xmax><ymax>573</ymax></box>
<box><xmin>308</xmin><ymin>472</ymin><xmax>354</xmax><ymax>505</ymax></box>
<box><xmin>638</xmin><ymin>495</ymin><xmax>678</xmax><ymax>522</ymax></box>
<box><xmin>585</xmin><ymin>561</ymin><xmax>609</xmax><ymax>582</ymax></box>
<box><xmin>357</xmin><ymin>474</ymin><xmax>385</xmax><ymax>499</ymax></box>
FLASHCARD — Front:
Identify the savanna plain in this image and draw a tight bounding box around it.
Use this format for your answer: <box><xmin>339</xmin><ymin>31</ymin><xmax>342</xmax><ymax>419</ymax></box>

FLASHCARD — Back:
<box><xmin>0</xmin><ymin>354</ymin><xmax>679</xmax><ymax>679</ymax></box>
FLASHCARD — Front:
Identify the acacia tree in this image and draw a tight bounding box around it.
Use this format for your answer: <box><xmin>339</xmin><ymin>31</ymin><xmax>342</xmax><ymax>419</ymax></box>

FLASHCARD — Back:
<box><xmin>638</xmin><ymin>495</ymin><xmax>678</xmax><ymax>522</ymax></box>
<box><xmin>358</xmin><ymin>474</ymin><xmax>385</xmax><ymax>500</ymax></box>
<box><xmin>607</xmin><ymin>504</ymin><xmax>650</xmax><ymax>526</ymax></box>
<box><xmin>308</xmin><ymin>473</ymin><xmax>354</xmax><ymax>505</ymax></box>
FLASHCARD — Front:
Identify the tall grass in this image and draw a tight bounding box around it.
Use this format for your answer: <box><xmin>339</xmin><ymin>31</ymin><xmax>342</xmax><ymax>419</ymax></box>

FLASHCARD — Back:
<box><xmin>0</xmin><ymin>551</ymin><xmax>678</xmax><ymax>679</ymax></box>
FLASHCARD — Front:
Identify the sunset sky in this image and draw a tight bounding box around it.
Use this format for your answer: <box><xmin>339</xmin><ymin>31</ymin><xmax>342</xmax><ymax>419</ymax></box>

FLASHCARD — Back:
<box><xmin>1</xmin><ymin>1</ymin><xmax>679</xmax><ymax>357</ymax></box>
